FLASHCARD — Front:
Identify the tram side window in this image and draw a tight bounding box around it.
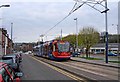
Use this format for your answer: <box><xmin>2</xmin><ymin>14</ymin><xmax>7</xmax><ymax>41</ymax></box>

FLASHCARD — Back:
<box><xmin>49</xmin><ymin>45</ymin><xmax>52</xmax><ymax>53</ymax></box>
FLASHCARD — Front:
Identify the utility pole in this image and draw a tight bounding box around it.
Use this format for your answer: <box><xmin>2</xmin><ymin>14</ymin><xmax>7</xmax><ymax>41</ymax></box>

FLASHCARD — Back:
<box><xmin>104</xmin><ymin>0</ymin><xmax>109</xmax><ymax>63</ymax></box>
<box><xmin>11</xmin><ymin>22</ymin><xmax>13</xmax><ymax>41</ymax></box>
<box><xmin>74</xmin><ymin>18</ymin><xmax>78</xmax><ymax>52</ymax></box>
<box><xmin>117</xmin><ymin>25</ymin><xmax>119</xmax><ymax>56</ymax></box>
<box><xmin>11</xmin><ymin>22</ymin><xmax>13</xmax><ymax>53</ymax></box>
<box><xmin>61</xmin><ymin>29</ymin><xmax>62</xmax><ymax>40</ymax></box>
<box><xmin>100</xmin><ymin>0</ymin><xmax>109</xmax><ymax>63</ymax></box>
<box><xmin>118</xmin><ymin>1</ymin><xmax>120</xmax><ymax>58</ymax></box>
<box><xmin>73</xmin><ymin>0</ymin><xmax>109</xmax><ymax>63</ymax></box>
<box><xmin>40</xmin><ymin>35</ymin><xmax>44</xmax><ymax>42</ymax></box>
<box><xmin>112</xmin><ymin>24</ymin><xmax>119</xmax><ymax>56</ymax></box>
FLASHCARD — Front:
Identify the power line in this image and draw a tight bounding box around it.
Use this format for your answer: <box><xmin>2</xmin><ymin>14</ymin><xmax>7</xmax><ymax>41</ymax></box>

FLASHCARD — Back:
<box><xmin>42</xmin><ymin>0</ymin><xmax>109</xmax><ymax>38</ymax></box>
<box><xmin>69</xmin><ymin>2</ymin><xmax>77</xmax><ymax>14</ymax></box>
<box><xmin>44</xmin><ymin>13</ymin><xmax>70</xmax><ymax>36</ymax></box>
<box><xmin>43</xmin><ymin>2</ymin><xmax>85</xmax><ymax>37</ymax></box>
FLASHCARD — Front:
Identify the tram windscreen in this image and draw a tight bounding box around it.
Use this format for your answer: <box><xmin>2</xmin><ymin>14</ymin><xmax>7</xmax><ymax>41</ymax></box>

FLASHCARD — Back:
<box><xmin>57</xmin><ymin>42</ymin><xmax>70</xmax><ymax>52</ymax></box>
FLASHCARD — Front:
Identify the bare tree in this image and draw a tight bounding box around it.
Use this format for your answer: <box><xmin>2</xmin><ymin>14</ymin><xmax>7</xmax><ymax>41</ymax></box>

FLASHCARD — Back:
<box><xmin>79</xmin><ymin>26</ymin><xmax>100</xmax><ymax>58</ymax></box>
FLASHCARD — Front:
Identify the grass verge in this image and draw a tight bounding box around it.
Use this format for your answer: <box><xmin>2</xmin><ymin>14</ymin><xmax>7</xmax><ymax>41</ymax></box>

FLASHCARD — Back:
<box><xmin>108</xmin><ymin>61</ymin><xmax>120</xmax><ymax>63</ymax></box>
<box><xmin>80</xmin><ymin>56</ymin><xmax>103</xmax><ymax>60</ymax></box>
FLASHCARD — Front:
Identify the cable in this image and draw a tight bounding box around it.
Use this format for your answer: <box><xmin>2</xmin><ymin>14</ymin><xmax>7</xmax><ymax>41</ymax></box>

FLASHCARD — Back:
<box><xmin>72</xmin><ymin>2</ymin><xmax>85</xmax><ymax>13</ymax></box>
<box><xmin>43</xmin><ymin>2</ymin><xmax>77</xmax><ymax>36</ymax></box>
<box><xmin>43</xmin><ymin>2</ymin><xmax>85</xmax><ymax>37</ymax></box>
<box><xmin>69</xmin><ymin>2</ymin><xmax>77</xmax><ymax>14</ymax></box>
<box><xmin>44</xmin><ymin>14</ymin><xmax>70</xmax><ymax>36</ymax></box>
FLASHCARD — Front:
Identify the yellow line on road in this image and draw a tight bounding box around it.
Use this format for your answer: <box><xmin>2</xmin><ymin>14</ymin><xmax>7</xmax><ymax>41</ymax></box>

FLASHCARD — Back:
<box><xmin>30</xmin><ymin>56</ymin><xmax>84</xmax><ymax>81</ymax></box>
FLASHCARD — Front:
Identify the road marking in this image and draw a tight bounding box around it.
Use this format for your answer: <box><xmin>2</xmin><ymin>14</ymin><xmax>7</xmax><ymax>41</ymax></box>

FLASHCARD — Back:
<box><xmin>55</xmin><ymin>62</ymin><xmax>108</xmax><ymax>77</ymax></box>
<box><xmin>30</xmin><ymin>56</ymin><xmax>84</xmax><ymax>81</ymax></box>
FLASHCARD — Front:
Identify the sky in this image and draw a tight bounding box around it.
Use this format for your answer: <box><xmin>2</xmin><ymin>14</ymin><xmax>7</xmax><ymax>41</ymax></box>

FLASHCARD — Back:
<box><xmin>0</xmin><ymin>0</ymin><xmax>119</xmax><ymax>43</ymax></box>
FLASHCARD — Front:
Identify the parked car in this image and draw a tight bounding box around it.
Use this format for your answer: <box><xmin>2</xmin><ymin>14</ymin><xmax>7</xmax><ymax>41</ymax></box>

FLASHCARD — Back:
<box><xmin>94</xmin><ymin>51</ymin><xmax>103</xmax><ymax>54</ymax></box>
<box><xmin>72</xmin><ymin>52</ymin><xmax>81</xmax><ymax>57</ymax></box>
<box><xmin>1</xmin><ymin>54</ymin><xmax>20</xmax><ymax>71</ymax></box>
<box><xmin>108</xmin><ymin>52</ymin><xmax>118</xmax><ymax>56</ymax></box>
<box><xmin>0</xmin><ymin>62</ymin><xmax>23</xmax><ymax>82</ymax></box>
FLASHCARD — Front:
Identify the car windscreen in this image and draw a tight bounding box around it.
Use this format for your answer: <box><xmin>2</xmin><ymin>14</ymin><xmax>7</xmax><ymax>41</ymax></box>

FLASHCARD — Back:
<box><xmin>1</xmin><ymin>59</ymin><xmax>13</xmax><ymax>64</ymax></box>
<box><xmin>2</xmin><ymin>57</ymin><xmax>13</xmax><ymax>60</ymax></box>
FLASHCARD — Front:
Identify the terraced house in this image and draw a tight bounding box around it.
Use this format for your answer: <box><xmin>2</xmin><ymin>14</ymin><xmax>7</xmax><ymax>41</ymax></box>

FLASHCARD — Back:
<box><xmin>0</xmin><ymin>28</ymin><xmax>13</xmax><ymax>57</ymax></box>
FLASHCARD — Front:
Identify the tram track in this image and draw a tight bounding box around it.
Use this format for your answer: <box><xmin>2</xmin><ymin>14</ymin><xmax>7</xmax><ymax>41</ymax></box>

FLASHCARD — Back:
<box><xmin>62</xmin><ymin>60</ymin><xmax>118</xmax><ymax>75</ymax></box>
<box><xmin>30</xmin><ymin>55</ymin><xmax>97</xmax><ymax>82</ymax></box>
<box><xmin>70</xmin><ymin>59</ymin><xmax>119</xmax><ymax>69</ymax></box>
<box><xmin>31</xmin><ymin>55</ymin><xmax>119</xmax><ymax>81</ymax></box>
<box><xmin>33</xmin><ymin>55</ymin><xmax>118</xmax><ymax>73</ymax></box>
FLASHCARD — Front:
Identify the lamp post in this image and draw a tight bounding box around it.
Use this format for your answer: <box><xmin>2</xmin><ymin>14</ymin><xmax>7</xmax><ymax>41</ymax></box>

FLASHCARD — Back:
<box><xmin>61</xmin><ymin>29</ymin><xmax>62</xmax><ymax>40</ymax></box>
<box><xmin>0</xmin><ymin>4</ymin><xmax>10</xmax><ymax>55</ymax></box>
<box><xmin>116</xmin><ymin>25</ymin><xmax>119</xmax><ymax>56</ymax></box>
<box><xmin>0</xmin><ymin>5</ymin><xmax>10</xmax><ymax>8</ymax></box>
<box><xmin>10</xmin><ymin>22</ymin><xmax>13</xmax><ymax>53</ymax></box>
<box><xmin>74</xmin><ymin>18</ymin><xmax>78</xmax><ymax>52</ymax></box>
<box><xmin>11</xmin><ymin>23</ymin><xmax>13</xmax><ymax>41</ymax></box>
<box><xmin>40</xmin><ymin>35</ymin><xmax>44</xmax><ymax>42</ymax></box>
<box><xmin>112</xmin><ymin>24</ymin><xmax>119</xmax><ymax>56</ymax></box>
<box><xmin>0</xmin><ymin>4</ymin><xmax>10</xmax><ymax>28</ymax></box>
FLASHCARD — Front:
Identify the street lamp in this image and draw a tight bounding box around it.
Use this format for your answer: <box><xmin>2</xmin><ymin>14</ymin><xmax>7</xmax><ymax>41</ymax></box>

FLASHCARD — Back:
<box><xmin>0</xmin><ymin>5</ymin><xmax>10</xmax><ymax>8</ymax></box>
<box><xmin>112</xmin><ymin>24</ymin><xmax>119</xmax><ymax>56</ymax></box>
<box><xmin>11</xmin><ymin>23</ymin><xmax>13</xmax><ymax>41</ymax></box>
<box><xmin>74</xmin><ymin>18</ymin><xmax>78</xmax><ymax>52</ymax></box>
<box><xmin>40</xmin><ymin>34</ymin><xmax>44</xmax><ymax>42</ymax></box>
<box><xmin>0</xmin><ymin>4</ymin><xmax>10</xmax><ymax>55</ymax></box>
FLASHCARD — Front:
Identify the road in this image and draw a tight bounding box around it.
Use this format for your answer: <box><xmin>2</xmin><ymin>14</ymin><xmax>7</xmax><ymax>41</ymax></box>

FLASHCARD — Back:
<box><xmin>20</xmin><ymin>54</ymin><xmax>80</xmax><ymax>81</ymax></box>
<box><xmin>33</xmin><ymin>55</ymin><xmax>119</xmax><ymax>81</ymax></box>
<box><xmin>19</xmin><ymin>54</ymin><xmax>119</xmax><ymax>81</ymax></box>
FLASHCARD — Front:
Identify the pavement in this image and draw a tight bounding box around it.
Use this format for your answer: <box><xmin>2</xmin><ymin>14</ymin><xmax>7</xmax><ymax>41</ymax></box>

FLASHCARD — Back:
<box><xmin>71</xmin><ymin>56</ymin><xmax>120</xmax><ymax>68</ymax></box>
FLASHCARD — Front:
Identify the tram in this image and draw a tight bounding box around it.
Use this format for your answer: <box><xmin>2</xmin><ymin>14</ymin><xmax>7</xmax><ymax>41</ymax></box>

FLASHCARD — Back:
<box><xmin>37</xmin><ymin>40</ymin><xmax>71</xmax><ymax>60</ymax></box>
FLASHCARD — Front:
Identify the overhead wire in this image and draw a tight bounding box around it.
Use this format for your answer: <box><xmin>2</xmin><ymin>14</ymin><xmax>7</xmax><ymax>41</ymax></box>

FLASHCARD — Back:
<box><xmin>69</xmin><ymin>2</ymin><xmax>77</xmax><ymax>14</ymax></box>
<box><xmin>44</xmin><ymin>13</ymin><xmax>71</xmax><ymax>36</ymax></box>
<box><xmin>42</xmin><ymin>0</ymin><xmax>106</xmax><ymax>38</ymax></box>
<box><xmin>43</xmin><ymin>1</ymin><xmax>85</xmax><ymax>37</ymax></box>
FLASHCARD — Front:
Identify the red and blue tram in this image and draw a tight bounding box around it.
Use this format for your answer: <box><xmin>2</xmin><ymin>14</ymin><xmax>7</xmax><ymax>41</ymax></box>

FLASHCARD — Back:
<box><xmin>37</xmin><ymin>40</ymin><xmax>71</xmax><ymax>60</ymax></box>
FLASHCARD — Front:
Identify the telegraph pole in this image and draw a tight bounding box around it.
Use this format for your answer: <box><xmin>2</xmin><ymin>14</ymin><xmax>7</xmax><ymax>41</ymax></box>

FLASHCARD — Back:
<box><xmin>11</xmin><ymin>22</ymin><xmax>13</xmax><ymax>41</ymax></box>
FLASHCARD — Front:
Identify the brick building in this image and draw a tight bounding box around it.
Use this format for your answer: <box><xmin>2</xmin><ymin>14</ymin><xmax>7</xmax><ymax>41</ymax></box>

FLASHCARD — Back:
<box><xmin>0</xmin><ymin>28</ymin><xmax>13</xmax><ymax>56</ymax></box>
<box><xmin>14</xmin><ymin>43</ymin><xmax>36</xmax><ymax>53</ymax></box>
